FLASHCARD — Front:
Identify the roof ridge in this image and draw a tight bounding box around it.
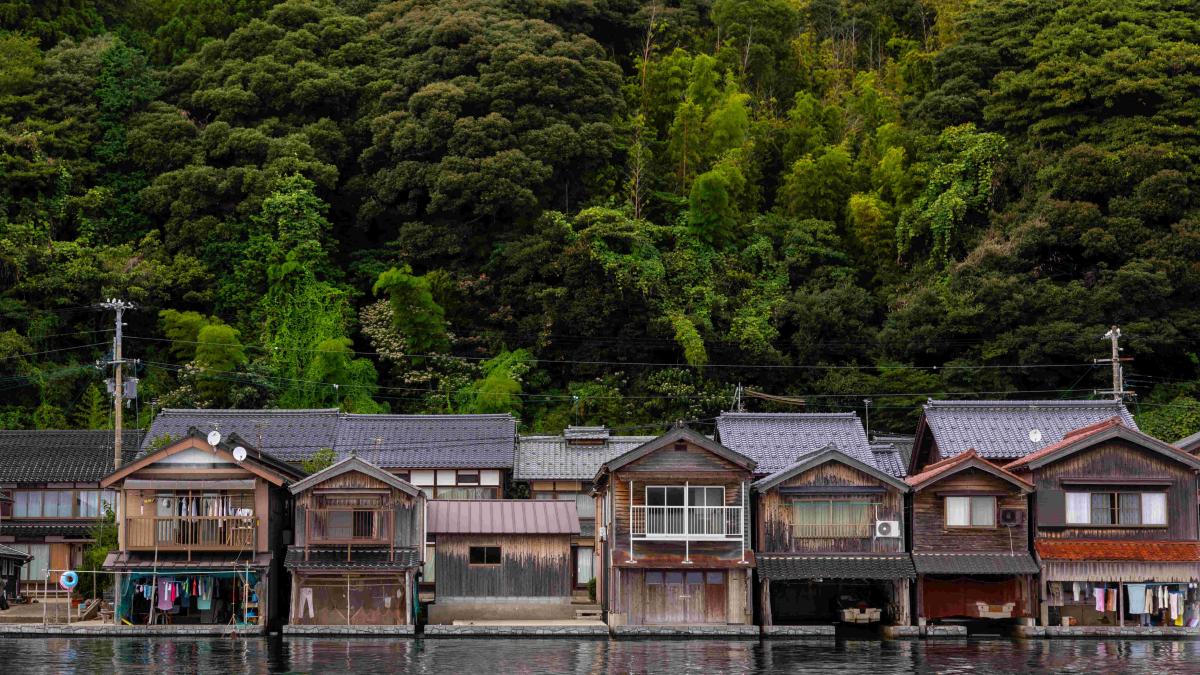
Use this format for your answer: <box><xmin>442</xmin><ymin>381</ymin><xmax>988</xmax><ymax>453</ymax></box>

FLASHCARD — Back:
<box><xmin>719</xmin><ymin>412</ymin><xmax>858</xmax><ymax>418</ymax></box>
<box><xmin>160</xmin><ymin>408</ymin><xmax>341</xmax><ymax>415</ymax></box>
<box><xmin>926</xmin><ymin>399</ymin><xmax>1126</xmax><ymax>408</ymax></box>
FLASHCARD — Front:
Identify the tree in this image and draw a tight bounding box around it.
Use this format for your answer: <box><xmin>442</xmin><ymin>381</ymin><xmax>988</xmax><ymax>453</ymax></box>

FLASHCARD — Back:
<box><xmin>301</xmin><ymin>447</ymin><xmax>337</xmax><ymax>474</ymax></box>
<box><xmin>73</xmin><ymin>384</ymin><xmax>109</xmax><ymax>429</ymax></box>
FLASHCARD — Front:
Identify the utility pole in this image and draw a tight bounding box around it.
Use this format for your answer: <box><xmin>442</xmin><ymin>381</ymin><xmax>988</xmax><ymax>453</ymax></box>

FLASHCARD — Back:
<box><xmin>1095</xmin><ymin>325</ymin><xmax>1133</xmax><ymax>400</ymax></box>
<box><xmin>100</xmin><ymin>299</ymin><xmax>134</xmax><ymax>469</ymax></box>
<box><xmin>863</xmin><ymin>399</ymin><xmax>872</xmax><ymax>439</ymax></box>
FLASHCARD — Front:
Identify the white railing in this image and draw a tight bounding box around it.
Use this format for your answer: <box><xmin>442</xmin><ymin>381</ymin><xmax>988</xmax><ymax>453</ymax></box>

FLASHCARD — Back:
<box><xmin>630</xmin><ymin>505</ymin><xmax>743</xmax><ymax>540</ymax></box>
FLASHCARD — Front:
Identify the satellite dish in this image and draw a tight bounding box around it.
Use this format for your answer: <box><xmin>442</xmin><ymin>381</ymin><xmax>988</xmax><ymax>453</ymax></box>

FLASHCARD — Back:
<box><xmin>207</xmin><ymin>430</ymin><xmax>222</xmax><ymax>446</ymax></box>
<box><xmin>232</xmin><ymin>446</ymin><xmax>247</xmax><ymax>462</ymax></box>
<box><xmin>1029</xmin><ymin>428</ymin><xmax>1043</xmax><ymax>443</ymax></box>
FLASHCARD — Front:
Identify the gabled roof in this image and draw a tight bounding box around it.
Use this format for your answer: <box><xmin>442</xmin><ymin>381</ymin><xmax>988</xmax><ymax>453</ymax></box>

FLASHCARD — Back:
<box><xmin>0</xmin><ymin>543</ymin><xmax>32</xmax><ymax>562</ymax></box>
<box><xmin>0</xmin><ymin>430</ymin><xmax>143</xmax><ymax>483</ymax></box>
<box><xmin>516</xmin><ymin>432</ymin><xmax>657</xmax><ymax>481</ymax></box>
<box><xmin>102</xmin><ymin>428</ymin><xmax>304</xmax><ymax>488</ymax></box>
<box><xmin>716</xmin><ymin>412</ymin><xmax>891</xmax><ymax>476</ymax></box>
<box><xmin>141</xmin><ymin>409</ymin><xmax>517</xmax><ymax>469</ymax></box>
<box><xmin>142</xmin><ymin>408</ymin><xmax>340</xmax><ymax>461</ymax></box>
<box><xmin>1176</xmin><ymin>429</ymin><xmax>1200</xmax><ymax>454</ymax></box>
<box><xmin>288</xmin><ymin>454</ymin><xmax>422</xmax><ymax>497</ymax></box>
<box><xmin>752</xmin><ymin>444</ymin><xmax>909</xmax><ymax>493</ymax></box>
<box><xmin>916</xmin><ymin>400</ymin><xmax>1136</xmax><ymax>468</ymax></box>
<box><xmin>336</xmin><ymin>413</ymin><xmax>516</xmax><ymax>469</ymax></box>
<box><xmin>427</xmin><ymin>500</ymin><xmax>580</xmax><ymax>535</ymax></box>
<box><xmin>1004</xmin><ymin>418</ymin><xmax>1200</xmax><ymax>471</ymax></box>
<box><xmin>872</xmin><ymin>433</ymin><xmax>915</xmax><ymax>470</ymax></box>
<box><xmin>906</xmin><ymin>449</ymin><xmax>1032</xmax><ymax>492</ymax></box>
<box><xmin>597</xmin><ymin>426</ymin><xmax>757</xmax><ymax>478</ymax></box>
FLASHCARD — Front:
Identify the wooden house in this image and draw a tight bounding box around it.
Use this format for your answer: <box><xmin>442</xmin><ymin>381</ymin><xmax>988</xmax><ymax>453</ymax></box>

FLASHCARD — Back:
<box><xmin>1005</xmin><ymin>418</ymin><xmax>1200</xmax><ymax>629</ymax></box>
<box><xmin>0</xmin><ymin>430</ymin><xmax>140</xmax><ymax>592</ymax></box>
<box><xmin>100</xmin><ymin>428</ymin><xmax>303</xmax><ymax>631</ymax></box>
<box><xmin>593</xmin><ymin>426</ymin><xmax>755</xmax><ymax>626</ymax></box>
<box><xmin>906</xmin><ymin>449</ymin><xmax>1038</xmax><ymax>628</ymax></box>
<box><xmin>285</xmin><ymin>455</ymin><xmax>424</xmax><ymax>630</ymax></box>
<box><xmin>753</xmin><ymin>445</ymin><xmax>914</xmax><ymax>628</ymax></box>
<box><xmin>516</xmin><ymin>426</ymin><xmax>656</xmax><ymax>594</ymax></box>
<box><xmin>0</xmin><ymin>543</ymin><xmax>32</xmax><ymax>604</ymax></box>
<box><xmin>425</xmin><ymin>500</ymin><xmax>579</xmax><ymax>623</ymax></box>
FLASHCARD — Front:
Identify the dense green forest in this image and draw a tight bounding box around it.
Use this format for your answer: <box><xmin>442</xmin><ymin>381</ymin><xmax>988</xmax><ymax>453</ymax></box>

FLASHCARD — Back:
<box><xmin>3</xmin><ymin>0</ymin><xmax>1200</xmax><ymax>438</ymax></box>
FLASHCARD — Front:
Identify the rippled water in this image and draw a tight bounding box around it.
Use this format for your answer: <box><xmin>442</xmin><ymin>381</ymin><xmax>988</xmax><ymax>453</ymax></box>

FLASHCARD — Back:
<box><xmin>4</xmin><ymin>636</ymin><xmax>1200</xmax><ymax>674</ymax></box>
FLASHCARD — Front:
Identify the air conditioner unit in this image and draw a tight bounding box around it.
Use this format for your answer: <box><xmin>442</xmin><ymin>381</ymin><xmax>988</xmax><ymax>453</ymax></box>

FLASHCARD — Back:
<box><xmin>874</xmin><ymin>520</ymin><xmax>901</xmax><ymax>538</ymax></box>
<box><xmin>999</xmin><ymin>508</ymin><xmax>1025</xmax><ymax>527</ymax></box>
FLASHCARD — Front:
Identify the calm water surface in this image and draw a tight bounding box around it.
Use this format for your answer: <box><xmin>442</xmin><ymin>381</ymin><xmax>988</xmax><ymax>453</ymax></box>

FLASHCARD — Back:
<box><xmin>3</xmin><ymin>636</ymin><xmax>1199</xmax><ymax>673</ymax></box>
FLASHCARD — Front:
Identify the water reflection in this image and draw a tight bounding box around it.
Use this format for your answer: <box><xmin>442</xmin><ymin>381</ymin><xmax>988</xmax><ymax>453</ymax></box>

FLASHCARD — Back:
<box><xmin>3</xmin><ymin>636</ymin><xmax>1200</xmax><ymax>674</ymax></box>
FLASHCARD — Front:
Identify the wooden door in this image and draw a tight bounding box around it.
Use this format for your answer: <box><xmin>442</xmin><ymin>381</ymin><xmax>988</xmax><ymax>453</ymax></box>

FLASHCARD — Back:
<box><xmin>49</xmin><ymin>544</ymin><xmax>70</xmax><ymax>584</ymax></box>
<box><xmin>684</xmin><ymin>572</ymin><xmax>706</xmax><ymax>623</ymax></box>
<box><xmin>704</xmin><ymin>571</ymin><xmax>727</xmax><ymax>623</ymax></box>
<box><xmin>664</xmin><ymin>572</ymin><xmax>688</xmax><ymax>623</ymax></box>
<box><xmin>643</xmin><ymin>571</ymin><xmax>666</xmax><ymax>623</ymax></box>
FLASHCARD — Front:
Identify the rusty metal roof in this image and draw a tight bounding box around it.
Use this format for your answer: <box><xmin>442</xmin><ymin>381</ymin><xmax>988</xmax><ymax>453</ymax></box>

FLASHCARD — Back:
<box><xmin>427</xmin><ymin>500</ymin><xmax>580</xmax><ymax>535</ymax></box>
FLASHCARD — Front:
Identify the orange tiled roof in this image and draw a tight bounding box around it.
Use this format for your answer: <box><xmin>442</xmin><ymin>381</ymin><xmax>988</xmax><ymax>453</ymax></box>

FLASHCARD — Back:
<box><xmin>1035</xmin><ymin>539</ymin><xmax>1200</xmax><ymax>562</ymax></box>
<box><xmin>906</xmin><ymin>448</ymin><xmax>1032</xmax><ymax>490</ymax></box>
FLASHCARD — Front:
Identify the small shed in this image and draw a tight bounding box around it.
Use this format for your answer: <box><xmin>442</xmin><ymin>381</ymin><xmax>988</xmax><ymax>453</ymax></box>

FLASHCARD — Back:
<box><xmin>426</xmin><ymin>500</ymin><xmax>579</xmax><ymax>623</ymax></box>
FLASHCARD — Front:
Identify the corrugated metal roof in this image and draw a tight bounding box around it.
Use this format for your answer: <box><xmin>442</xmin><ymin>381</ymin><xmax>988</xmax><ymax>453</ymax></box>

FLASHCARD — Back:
<box><xmin>427</xmin><ymin>500</ymin><xmax>580</xmax><ymax>535</ymax></box>
<box><xmin>716</xmin><ymin>412</ymin><xmax>890</xmax><ymax>475</ymax></box>
<box><xmin>516</xmin><ymin>433</ymin><xmax>657</xmax><ymax>481</ymax></box>
<box><xmin>922</xmin><ymin>400</ymin><xmax>1137</xmax><ymax>461</ymax></box>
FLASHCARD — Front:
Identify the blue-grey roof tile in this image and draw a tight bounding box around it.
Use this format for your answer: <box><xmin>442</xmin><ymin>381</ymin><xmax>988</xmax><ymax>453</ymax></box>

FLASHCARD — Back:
<box><xmin>516</xmin><ymin>430</ymin><xmax>657</xmax><ymax>481</ymax></box>
<box><xmin>0</xmin><ymin>430</ymin><xmax>143</xmax><ymax>483</ymax></box>
<box><xmin>716</xmin><ymin>413</ymin><xmax>894</xmax><ymax>476</ymax></box>
<box><xmin>922</xmin><ymin>399</ymin><xmax>1137</xmax><ymax>460</ymax></box>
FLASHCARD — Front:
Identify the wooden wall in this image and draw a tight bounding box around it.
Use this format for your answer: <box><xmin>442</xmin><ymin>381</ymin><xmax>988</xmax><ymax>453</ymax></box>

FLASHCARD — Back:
<box><xmin>293</xmin><ymin>469</ymin><xmax>422</xmax><ymax>549</ymax></box>
<box><xmin>911</xmin><ymin>468</ymin><xmax>1029</xmax><ymax>552</ymax></box>
<box><xmin>434</xmin><ymin>534</ymin><xmax>572</xmax><ymax>598</ymax></box>
<box><xmin>1031</xmin><ymin>439</ymin><xmax>1199</xmax><ymax>541</ymax></box>
<box><xmin>756</xmin><ymin>461</ymin><xmax>904</xmax><ymax>554</ymax></box>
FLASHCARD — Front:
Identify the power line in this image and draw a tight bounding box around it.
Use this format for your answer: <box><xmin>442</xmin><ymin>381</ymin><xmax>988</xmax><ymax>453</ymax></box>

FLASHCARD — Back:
<box><xmin>0</xmin><ymin>342</ymin><xmax>110</xmax><ymax>361</ymax></box>
<box><xmin>125</xmin><ymin>334</ymin><xmax>1100</xmax><ymax>372</ymax></box>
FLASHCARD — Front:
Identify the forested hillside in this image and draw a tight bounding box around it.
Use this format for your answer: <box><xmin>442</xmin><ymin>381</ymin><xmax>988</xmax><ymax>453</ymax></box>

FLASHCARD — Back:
<box><xmin>3</xmin><ymin>0</ymin><xmax>1200</xmax><ymax>437</ymax></box>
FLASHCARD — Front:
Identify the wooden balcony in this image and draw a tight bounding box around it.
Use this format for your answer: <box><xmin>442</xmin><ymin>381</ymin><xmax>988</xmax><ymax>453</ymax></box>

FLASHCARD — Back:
<box><xmin>630</xmin><ymin>505</ymin><xmax>743</xmax><ymax>541</ymax></box>
<box><xmin>307</xmin><ymin>508</ymin><xmax>392</xmax><ymax>546</ymax></box>
<box><xmin>126</xmin><ymin>516</ymin><xmax>256</xmax><ymax>552</ymax></box>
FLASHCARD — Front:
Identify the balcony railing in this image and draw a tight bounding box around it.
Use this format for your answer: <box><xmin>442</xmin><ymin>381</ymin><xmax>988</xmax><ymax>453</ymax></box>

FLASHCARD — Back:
<box><xmin>126</xmin><ymin>516</ymin><xmax>256</xmax><ymax>551</ymax></box>
<box><xmin>307</xmin><ymin>508</ymin><xmax>392</xmax><ymax>546</ymax></box>
<box><xmin>791</xmin><ymin>522</ymin><xmax>872</xmax><ymax>539</ymax></box>
<box><xmin>630</xmin><ymin>505</ymin><xmax>743</xmax><ymax>540</ymax></box>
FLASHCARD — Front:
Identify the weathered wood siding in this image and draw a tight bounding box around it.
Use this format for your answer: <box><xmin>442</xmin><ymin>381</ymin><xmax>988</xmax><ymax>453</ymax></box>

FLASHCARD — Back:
<box><xmin>293</xmin><ymin>469</ymin><xmax>422</xmax><ymax>549</ymax></box>
<box><xmin>610</xmin><ymin>472</ymin><xmax>750</xmax><ymax>561</ymax></box>
<box><xmin>434</xmin><ymin>534</ymin><xmax>572</xmax><ymax>598</ymax></box>
<box><xmin>756</xmin><ymin>461</ymin><xmax>904</xmax><ymax>554</ymax></box>
<box><xmin>911</xmin><ymin>468</ymin><xmax>1029</xmax><ymax>552</ymax></box>
<box><xmin>1031</xmin><ymin>439</ymin><xmax>1199</xmax><ymax>541</ymax></box>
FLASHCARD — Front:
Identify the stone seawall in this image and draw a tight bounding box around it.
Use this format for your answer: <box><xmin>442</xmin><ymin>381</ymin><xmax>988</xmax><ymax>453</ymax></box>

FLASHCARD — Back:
<box><xmin>1016</xmin><ymin>625</ymin><xmax>1200</xmax><ymax>639</ymax></box>
<box><xmin>0</xmin><ymin>624</ymin><xmax>265</xmax><ymax>636</ymax></box>
<box><xmin>283</xmin><ymin>625</ymin><xmax>415</xmax><ymax>636</ymax></box>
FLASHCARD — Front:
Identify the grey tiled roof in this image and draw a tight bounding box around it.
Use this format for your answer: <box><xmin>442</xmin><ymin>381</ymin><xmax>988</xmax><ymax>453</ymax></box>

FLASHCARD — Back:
<box><xmin>335</xmin><ymin>414</ymin><xmax>515</xmax><ymax>469</ymax></box>
<box><xmin>516</xmin><ymin>434</ymin><xmax>657</xmax><ymax>481</ymax></box>
<box><xmin>758</xmin><ymin>553</ymin><xmax>916</xmax><ymax>581</ymax></box>
<box><xmin>0</xmin><ymin>543</ymin><xmax>32</xmax><ymax>561</ymax></box>
<box><xmin>716</xmin><ymin>413</ymin><xmax>887</xmax><ymax>476</ymax></box>
<box><xmin>911</xmin><ymin>553</ymin><xmax>1039</xmax><ymax>575</ymax></box>
<box><xmin>142</xmin><ymin>409</ymin><xmax>340</xmax><ymax>460</ymax></box>
<box><xmin>869</xmin><ymin>444</ymin><xmax>907</xmax><ymax>478</ymax></box>
<box><xmin>0</xmin><ymin>430</ymin><xmax>142</xmax><ymax>483</ymax></box>
<box><xmin>872</xmin><ymin>434</ymin><xmax>915</xmax><ymax>470</ymax></box>
<box><xmin>285</xmin><ymin>546</ymin><xmax>420</xmax><ymax>570</ymax></box>
<box><xmin>922</xmin><ymin>400</ymin><xmax>1137</xmax><ymax>460</ymax></box>
<box><xmin>0</xmin><ymin>521</ymin><xmax>94</xmax><ymax>539</ymax></box>
<box><xmin>141</xmin><ymin>409</ymin><xmax>517</xmax><ymax>469</ymax></box>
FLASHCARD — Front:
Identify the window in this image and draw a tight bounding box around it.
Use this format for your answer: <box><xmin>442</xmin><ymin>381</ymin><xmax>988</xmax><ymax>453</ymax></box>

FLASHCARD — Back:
<box><xmin>435</xmin><ymin>486</ymin><xmax>498</xmax><ymax>500</ymax></box>
<box><xmin>646</xmin><ymin>486</ymin><xmax>685</xmax><ymax>507</ymax></box>
<box><xmin>1067</xmin><ymin>491</ymin><xmax>1168</xmax><ymax>526</ymax></box>
<box><xmin>945</xmin><ymin>496</ymin><xmax>996</xmax><ymax>527</ymax></box>
<box><xmin>791</xmin><ymin>499</ymin><xmax>873</xmax><ymax>537</ymax></box>
<box><xmin>457</xmin><ymin>472</ymin><xmax>480</xmax><ymax>485</ymax></box>
<box><xmin>469</xmin><ymin>546</ymin><xmax>501</xmax><ymax>565</ymax></box>
<box><xmin>18</xmin><ymin>544</ymin><xmax>49</xmax><ymax>581</ymax></box>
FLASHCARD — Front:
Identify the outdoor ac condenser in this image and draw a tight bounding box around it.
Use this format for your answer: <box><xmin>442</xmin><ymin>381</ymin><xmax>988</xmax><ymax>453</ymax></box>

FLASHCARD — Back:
<box><xmin>874</xmin><ymin>520</ymin><xmax>901</xmax><ymax>538</ymax></box>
